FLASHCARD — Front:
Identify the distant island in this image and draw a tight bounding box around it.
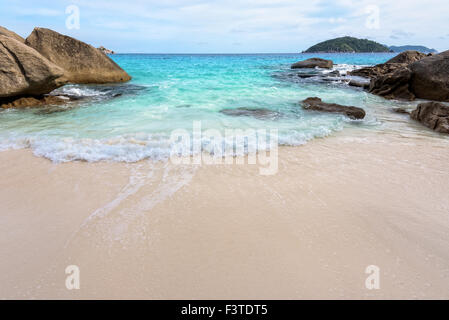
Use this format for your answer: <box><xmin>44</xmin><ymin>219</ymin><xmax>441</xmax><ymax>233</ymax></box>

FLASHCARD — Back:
<box><xmin>389</xmin><ymin>45</ymin><xmax>437</xmax><ymax>53</ymax></box>
<box><xmin>304</xmin><ymin>36</ymin><xmax>390</xmax><ymax>53</ymax></box>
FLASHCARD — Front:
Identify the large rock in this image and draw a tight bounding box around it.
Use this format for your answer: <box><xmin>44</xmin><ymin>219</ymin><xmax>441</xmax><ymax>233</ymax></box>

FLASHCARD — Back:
<box><xmin>350</xmin><ymin>63</ymin><xmax>403</xmax><ymax>79</ymax></box>
<box><xmin>301</xmin><ymin>97</ymin><xmax>365</xmax><ymax>120</ymax></box>
<box><xmin>351</xmin><ymin>50</ymin><xmax>449</xmax><ymax>102</ymax></box>
<box><xmin>385</xmin><ymin>50</ymin><xmax>429</xmax><ymax>64</ymax></box>
<box><xmin>409</xmin><ymin>50</ymin><xmax>449</xmax><ymax>101</ymax></box>
<box><xmin>349</xmin><ymin>51</ymin><xmax>428</xmax><ymax>80</ymax></box>
<box><xmin>291</xmin><ymin>58</ymin><xmax>333</xmax><ymax>69</ymax></box>
<box><xmin>0</xmin><ymin>35</ymin><xmax>65</xmax><ymax>98</ymax></box>
<box><xmin>411</xmin><ymin>102</ymin><xmax>449</xmax><ymax>133</ymax></box>
<box><xmin>25</xmin><ymin>28</ymin><xmax>131</xmax><ymax>84</ymax></box>
<box><xmin>369</xmin><ymin>66</ymin><xmax>415</xmax><ymax>100</ymax></box>
<box><xmin>0</xmin><ymin>26</ymin><xmax>25</xmax><ymax>43</ymax></box>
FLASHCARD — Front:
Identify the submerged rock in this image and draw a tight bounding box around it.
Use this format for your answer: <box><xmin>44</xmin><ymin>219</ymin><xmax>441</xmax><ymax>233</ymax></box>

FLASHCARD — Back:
<box><xmin>411</xmin><ymin>102</ymin><xmax>449</xmax><ymax>133</ymax></box>
<box><xmin>392</xmin><ymin>107</ymin><xmax>410</xmax><ymax>114</ymax></box>
<box><xmin>291</xmin><ymin>58</ymin><xmax>333</xmax><ymax>69</ymax></box>
<box><xmin>0</xmin><ymin>35</ymin><xmax>65</xmax><ymax>99</ymax></box>
<box><xmin>301</xmin><ymin>97</ymin><xmax>366</xmax><ymax>120</ymax></box>
<box><xmin>220</xmin><ymin>107</ymin><xmax>281</xmax><ymax>120</ymax></box>
<box><xmin>1</xmin><ymin>95</ymin><xmax>67</xmax><ymax>109</ymax></box>
<box><xmin>25</xmin><ymin>28</ymin><xmax>131</xmax><ymax>84</ymax></box>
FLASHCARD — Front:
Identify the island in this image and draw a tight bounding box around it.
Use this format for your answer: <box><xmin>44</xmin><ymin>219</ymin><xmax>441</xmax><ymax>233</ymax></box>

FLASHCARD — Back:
<box><xmin>389</xmin><ymin>45</ymin><xmax>437</xmax><ymax>53</ymax></box>
<box><xmin>303</xmin><ymin>36</ymin><xmax>390</xmax><ymax>53</ymax></box>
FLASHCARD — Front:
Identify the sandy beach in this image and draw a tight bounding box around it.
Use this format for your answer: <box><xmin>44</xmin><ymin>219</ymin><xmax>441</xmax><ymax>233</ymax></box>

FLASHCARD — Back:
<box><xmin>1</xmin><ymin>125</ymin><xmax>449</xmax><ymax>300</ymax></box>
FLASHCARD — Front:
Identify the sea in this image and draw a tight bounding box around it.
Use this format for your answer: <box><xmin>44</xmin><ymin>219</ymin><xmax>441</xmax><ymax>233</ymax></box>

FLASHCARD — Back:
<box><xmin>0</xmin><ymin>53</ymin><xmax>435</xmax><ymax>163</ymax></box>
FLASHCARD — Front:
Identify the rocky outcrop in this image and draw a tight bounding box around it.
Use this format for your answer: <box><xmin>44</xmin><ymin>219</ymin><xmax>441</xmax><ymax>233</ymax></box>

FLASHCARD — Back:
<box><xmin>0</xmin><ymin>35</ymin><xmax>65</xmax><ymax>99</ymax></box>
<box><xmin>291</xmin><ymin>58</ymin><xmax>333</xmax><ymax>69</ymax></box>
<box><xmin>385</xmin><ymin>50</ymin><xmax>429</xmax><ymax>64</ymax></box>
<box><xmin>0</xmin><ymin>26</ymin><xmax>25</xmax><ymax>43</ymax></box>
<box><xmin>409</xmin><ymin>50</ymin><xmax>449</xmax><ymax>101</ymax></box>
<box><xmin>369</xmin><ymin>66</ymin><xmax>415</xmax><ymax>100</ymax></box>
<box><xmin>25</xmin><ymin>28</ymin><xmax>131</xmax><ymax>84</ymax></box>
<box><xmin>301</xmin><ymin>97</ymin><xmax>365</xmax><ymax>120</ymax></box>
<box><xmin>350</xmin><ymin>50</ymin><xmax>449</xmax><ymax>102</ymax></box>
<box><xmin>411</xmin><ymin>102</ymin><xmax>449</xmax><ymax>133</ymax></box>
<box><xmin>1</xmin><ymin>95</ymin><xmax>67</xmax><ymax>109</ymax></box>
<box><xmin>350</xmin><ymin>63</ymin><xmax>402</xmax><ymax>79</ymax></box>
<box><xmin>98</xmin><ymin>46</ymin><xmax>115</xmax><ymax>55</ymax></box>
<box><xmin>349</xmin><ymin>51</ymin><xmax>428</xmax><ymax>80</ymax></box>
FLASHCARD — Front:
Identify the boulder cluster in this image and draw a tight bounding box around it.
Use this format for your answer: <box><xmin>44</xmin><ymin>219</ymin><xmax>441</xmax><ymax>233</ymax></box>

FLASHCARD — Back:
<box><xmin>351</xmin><ymin>50</ymin><xmax>449</xmax><ymax>133</ymax></box>
<box><xmin>350</xmin><ymin>50</ymin><xmax>449</xmax><ymax>102</ymax></box>
<box><xmin>291</xmin><ymin>51</ymin><xmax>449</xmax><ymax>134</ymax></box>
<box><xmin>0</xmin><ymin>26</ymin><xmax>131</xmax><ymax>108</ymax></box>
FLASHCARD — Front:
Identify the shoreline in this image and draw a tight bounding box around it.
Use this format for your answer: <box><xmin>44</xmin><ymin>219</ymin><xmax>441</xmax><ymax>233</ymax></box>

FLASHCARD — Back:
<box><xmin>1</xmin><ymin>128</ymin><xmax>449</xmax><ymax>299</ymax></box>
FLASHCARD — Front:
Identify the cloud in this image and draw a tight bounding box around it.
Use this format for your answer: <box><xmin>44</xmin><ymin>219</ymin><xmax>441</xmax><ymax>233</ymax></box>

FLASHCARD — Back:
<box><xmin>0</xmin><ymin>0</ymin><xmax>448</xmax><ymax>52</ymax></box>
<box><xmin>390</xmin><ymin>29</ymin><xmax>415</xmax><ymax>40</ymax></box>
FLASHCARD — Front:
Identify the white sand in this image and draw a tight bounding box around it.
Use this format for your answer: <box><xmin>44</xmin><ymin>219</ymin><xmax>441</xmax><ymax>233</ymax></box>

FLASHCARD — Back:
<box><xmin>1</xmin><ymin>128</ymin><xmax>449</xmax><ymax>299</ymax></box>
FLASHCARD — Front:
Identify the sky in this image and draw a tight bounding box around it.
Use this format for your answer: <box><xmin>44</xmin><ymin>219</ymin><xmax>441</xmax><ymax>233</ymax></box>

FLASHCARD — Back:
<box><xmin>1</xmin><ymin>0</ymin><xmax>448</xmax><ymax>53</ymax></box>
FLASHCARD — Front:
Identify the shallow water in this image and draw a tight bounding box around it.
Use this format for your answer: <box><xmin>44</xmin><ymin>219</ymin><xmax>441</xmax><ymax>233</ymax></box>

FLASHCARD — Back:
<box><xmin>0</xmin><ymin>53</ymin><xmax>444</xmax><ymax>162</ymax></box>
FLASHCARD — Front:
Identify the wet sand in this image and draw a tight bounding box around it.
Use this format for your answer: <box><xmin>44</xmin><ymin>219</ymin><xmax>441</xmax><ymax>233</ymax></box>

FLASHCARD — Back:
<box><xmin>1</xmin><ymin>128</ymin><xmax>449</xmax><ymax>299</ymax></box>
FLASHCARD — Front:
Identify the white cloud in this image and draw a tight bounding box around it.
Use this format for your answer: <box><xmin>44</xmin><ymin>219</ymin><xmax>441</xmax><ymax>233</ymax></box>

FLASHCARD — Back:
<box><xmin>1</xmin><ymin>0</ymin><xmax>448</xmax><ymax>52</ymax></box>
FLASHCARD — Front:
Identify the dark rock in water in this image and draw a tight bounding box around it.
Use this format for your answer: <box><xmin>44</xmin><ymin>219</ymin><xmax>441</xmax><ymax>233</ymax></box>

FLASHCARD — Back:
<box><xmin>0</xmin><ymin>95</ymin><xmax>68</xmax><ymax>109</ymax></box>
<box><xmin>392</xmin><ymin>107</ymin><xmax>410</xmax><ymax>114</ymax></box>
<box><xmin>369</xmin><ymin>67</ymin><xmax>415</xmax><ymax>100</ymax></box>
<box><xmin>327</xmin><ymin>70</ymin><xmax>341</xmax><ymax>77</ymax></box>
<box><xmin>409</xmin><ymin>50</ymin><xmax>449</xmax><ymax>102</ymax></box>
<box><xmin>25</xmin><ymin>28</ymin><xmax>131</xmax><ymax>84</ymax></box>
<box><xmin>298</xmin><ymin>73</ymin><xmax>318</xmax><ymax>79</ymax></box>
<box><xmin>301</xmin><ymin>97</ymin><xmax>365</xmax><ymax>120</ymax></box>
<box><xmin>411</xmin><ymin>102</ymin><xmax>449</xmax><ymax>133</ymax></box>
<box><xmin>220</xmin><ymin>107</ymin><xmax>281</xmax><ymax>120</ymax></box>
<box><xmin>0</xmin><ymin>35</ymin><xmax>66</xmax><ymax>99</ymax></box>
<box><xmin>291</xmin><ymin>58</ymin><xmax>333</xmax><ymax>69</ymax></box>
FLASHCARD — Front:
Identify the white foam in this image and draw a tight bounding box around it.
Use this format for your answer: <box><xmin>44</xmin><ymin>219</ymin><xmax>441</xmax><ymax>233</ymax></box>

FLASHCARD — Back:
<box><xmin>0</xmin><ymin>123</ymin><xmax>344</xmax><ymax>163</ymax></box>
<box><xmin>332</xmin><ymin>64</ymin><xmax>370</xmax><ymax>76</ymax></box>
<box><xmin>51</xmin><ymin>85</ymin><xmax>108</xmax><ymax>97</ymax></box>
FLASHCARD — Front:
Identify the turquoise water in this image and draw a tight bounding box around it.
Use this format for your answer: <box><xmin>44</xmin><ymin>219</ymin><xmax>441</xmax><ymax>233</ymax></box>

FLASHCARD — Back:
<box><xmin>0</xmin><ymin>53</ymin><xmax>401</xmax><ymax>162</ymax></box>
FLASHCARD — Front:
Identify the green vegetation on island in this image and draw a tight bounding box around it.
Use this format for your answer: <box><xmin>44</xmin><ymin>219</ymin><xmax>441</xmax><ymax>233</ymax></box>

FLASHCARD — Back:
<box><xmin>304</xmin><ymin>36</ymin><xmax>391</xmax><ymax>53</ymax></box>
<box><xmin>389</xmin><ymin>45</ymin><xmax>437</xmax><ymax>53</ymax></box>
